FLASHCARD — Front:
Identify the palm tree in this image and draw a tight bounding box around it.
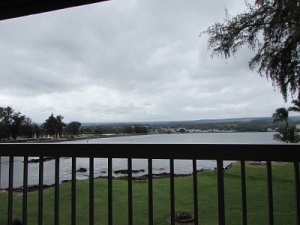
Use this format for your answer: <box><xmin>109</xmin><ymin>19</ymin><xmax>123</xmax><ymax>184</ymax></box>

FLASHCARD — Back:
<box><xmin>273</xmin><ymin>126</ymin><xmax>300</xmax><ymax>143</ymax></box>
<box><xmin>272</xmin><ymin>106</ymin><xmax>300</xmax><ymax>143</ymax></box>
<box><xmin>272</xmin><ymin>107</ymin><xmax>289</xmax><ymax>129</ymax></box>
<box><xmin>288</xmin><ymin>99</ymin><xmax>300</xmax><ymax>133</ymax></box>
<box><xmin>287</xmin><ymin>127</ymin><xmax>300</xmax><ymax>143</ymax></box>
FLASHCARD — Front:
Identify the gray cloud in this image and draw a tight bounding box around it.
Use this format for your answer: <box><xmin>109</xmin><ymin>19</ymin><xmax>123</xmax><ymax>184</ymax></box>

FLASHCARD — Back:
<box><xmin>0</xmin><ymin>0</ymin><xmax>291</xmax><ymax>123</ymax></box>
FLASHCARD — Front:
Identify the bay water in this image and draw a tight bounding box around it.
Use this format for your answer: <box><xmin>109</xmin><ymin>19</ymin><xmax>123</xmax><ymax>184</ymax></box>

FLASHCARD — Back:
<box><xmin>0</xmin><ymin>132</ymin><xmax>285</xmax><ymax>189</ymax></box>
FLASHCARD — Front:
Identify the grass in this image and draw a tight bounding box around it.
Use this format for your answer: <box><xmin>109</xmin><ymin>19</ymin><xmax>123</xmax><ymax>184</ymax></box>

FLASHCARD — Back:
<box><xmin>0</xmin><ymin>161</ymin><xmax>297</xmax><ymax>225</ymax></box>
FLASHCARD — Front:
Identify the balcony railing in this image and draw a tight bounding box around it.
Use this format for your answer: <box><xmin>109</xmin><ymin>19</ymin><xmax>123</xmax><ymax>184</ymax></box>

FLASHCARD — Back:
<box><xmin>0</xmin><ymin>143</ymin><xmax>299</xmax><ymax>225</ymax></box>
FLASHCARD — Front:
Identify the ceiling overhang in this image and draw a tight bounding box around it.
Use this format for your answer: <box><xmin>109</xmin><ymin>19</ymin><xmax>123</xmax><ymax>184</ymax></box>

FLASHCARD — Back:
<box><xmin>0</xmin><ymin>0</ymin><xmax>110</xmax><ymax>21</ymax></box>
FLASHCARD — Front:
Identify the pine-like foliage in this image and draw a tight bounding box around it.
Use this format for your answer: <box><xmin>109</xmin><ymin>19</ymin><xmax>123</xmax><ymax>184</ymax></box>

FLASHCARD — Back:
<box><xmin>202</xmin><ymin>0</ymin><xmax>300</xmax><ymax>101</ymax></box>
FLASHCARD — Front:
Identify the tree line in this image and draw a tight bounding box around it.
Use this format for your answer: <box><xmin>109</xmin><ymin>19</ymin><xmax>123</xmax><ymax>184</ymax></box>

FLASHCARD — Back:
<box><xmin>0</xmin><ymin>106</ymin><xmax>149</xmax><ymax>141</ymax></box>
<box><xmin>79</xmin><ymin>124</ymin><xmax>148</xmax><ymax>136</ymax></box>
<box><xmin>0</xmin><ymin>106</ymin><xmax>81</xmax><ymax>141</ymax></box>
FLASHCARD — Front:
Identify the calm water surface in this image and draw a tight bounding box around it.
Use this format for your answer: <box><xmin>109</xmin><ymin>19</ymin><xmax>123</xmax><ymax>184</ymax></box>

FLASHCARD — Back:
<box><xmin>0</xmin><ymin>132</ymin><xmax>286</xmax><ymax>188</ymax></box>
<box><xmin>59</xmin><ymin>132</ymin><xmax>282</xmax><ymax>144</ymax></box>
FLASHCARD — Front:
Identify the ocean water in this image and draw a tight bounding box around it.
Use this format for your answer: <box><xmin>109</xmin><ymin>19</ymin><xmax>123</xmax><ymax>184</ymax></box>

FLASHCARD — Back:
<box><xmin>0</xmin><ymin>132</ymin><xmax>286</xmax><ymax>189</ymax></box>
<box><xmin>58</xmin><ymin>132</ymin><xmax>281</xmax><ymax>144</ymax></box>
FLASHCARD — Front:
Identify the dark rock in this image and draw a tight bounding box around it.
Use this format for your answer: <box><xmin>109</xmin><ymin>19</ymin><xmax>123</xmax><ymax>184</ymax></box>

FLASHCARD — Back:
<box><xmin>175</xmin><ymin>212</ymin><xmax>194</xmax><ymax>223</ymax></box>
<box><xmin>12</xmin><ymin>219</ymin><xmax>22</xmax><ymax>225</ymax></box>
<box><xmin>76</xmin><ymin>167</ymin><xmax>87</xmax><ymax>172</ymax></box>
<box><xmin>27</xmin><ymin>157</ymin><xmax>55</xmax><ymax>163</ymax></box>
<box><xmin>114</xmin><ymin>169</ymin><xmax>145</xmax><ymax>174</ymax></box>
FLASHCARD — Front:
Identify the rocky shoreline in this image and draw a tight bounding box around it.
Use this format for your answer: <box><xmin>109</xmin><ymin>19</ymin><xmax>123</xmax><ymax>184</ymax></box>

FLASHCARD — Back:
<box><xmin>0</xmin><ymin>161</ymin><xmax>235</xmax><ymax>193</ymax></box>
<box><xmin>0</xmin><ymin>169</ymin><xmax>212</xmax><ymax>193</ymax></box>
<box><xmin>0</xmin><ymin>133</ymin><xmax>143</xmax><ymax>144</ymax></box>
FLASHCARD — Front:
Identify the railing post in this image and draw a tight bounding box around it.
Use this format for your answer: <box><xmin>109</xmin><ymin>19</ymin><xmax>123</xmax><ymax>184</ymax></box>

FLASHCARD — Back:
<box><xmin>266</xmin><ymin>161</ymin><xmax>274</xmax><ymax>225</ymax></box>
<box><xmin>240</xmin><ymin>160</ymin><xmax>247</xmax><ymax>225</ymax></box>
<box><xmin>72</xmin><ymin>157</ymin><xmax>76</xmax><ymax>225</ymax></box>
<box><xmin>38</xmin><ymin>157</ymin><xmax>44</xmax><ymax>225</ymax></box>
<box><xmin>128</xmin><ymin>158</ymin><xmax>133</xmax><ymax>225</ymax></box>
<box><xmin>108</xmin><ymin>157</ymin><xmax>113</xmax><ymax>225</ymax></box>
<box><xmin>294</xmin><ymin>161</ymin><xmax>300</xmax><ymax>225</ymax></box>
<box><xmin>0</xmin><ymin>156</ymin><xmax>2</xmax><ymax>190</ymax></box>
<box><xmin>89</xmin><ymin>157</ymin><xmax>94</xmax><ymax>225</ymax></box>
<box><xmin>148</xmin><ymin>158</ymin><xmax>153</xmax><ymax>225</ymax></box>
<box><xmin>193</xmin><ymin>159</ymin><xmax>199</xmax><ymax>225</ymax></box>
<box><xmin>55</xmin><ymin>157</ymin><xmax>60</xmax><ymax>225</ymax></box>
<box><xmin>23</xmin><ymin>156</ymin><xmax>28</xmax><ymax>225</ymax></box>
<box><xmin>8</xmin><ymin>156</ymin><xmax>13</xmax><ymax>225</ymax></box>
<box><xmin>170</xmin><ymin>159</ymin><xmax>175</xmax><ymax>225</ymax></box>
<box><xmin>217</xmin><ymin>159</ymin><xmax>225</xmax><ymax>225</ymax></box>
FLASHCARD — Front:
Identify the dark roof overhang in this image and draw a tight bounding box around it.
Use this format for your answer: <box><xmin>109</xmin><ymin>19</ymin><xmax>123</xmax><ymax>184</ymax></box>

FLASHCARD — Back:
<box><xmin>0</xmin><ymin>0</ymin><xmax>110</xmax><ymax>21</ymax></box>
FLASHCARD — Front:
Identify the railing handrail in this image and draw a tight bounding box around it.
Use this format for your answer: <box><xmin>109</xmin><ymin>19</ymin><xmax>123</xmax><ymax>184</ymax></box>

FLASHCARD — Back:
<box><xmin>0</xmin><ymin>143</ymin><xmax>297</xmax><ymax>161</ymax></box>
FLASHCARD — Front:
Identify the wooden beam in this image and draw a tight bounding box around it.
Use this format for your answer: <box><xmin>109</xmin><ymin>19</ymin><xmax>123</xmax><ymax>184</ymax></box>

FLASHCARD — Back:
<box><xmin>0</xmin><ymin>0</ymin><xmax>110</xmax><ymax>21</ymax></box>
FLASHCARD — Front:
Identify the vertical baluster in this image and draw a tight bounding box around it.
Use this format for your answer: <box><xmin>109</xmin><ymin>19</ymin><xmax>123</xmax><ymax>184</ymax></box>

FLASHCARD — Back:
<box><xmin>0</xmin><ymin>156</ymin><xmax>2</xmax><ymax>189</ymax></box>
<box><xmin>23</xmin><ymin>156</ymin><xmax>28</xmax><ymax>225</ymax></box>
<box><xmin>128</xmin><ymin>158</ymin><xmax>133</xmax><ymax>225</ymax></box>
<box><xmin>192</xmin><ymin>159</ymin><xmax>198</xmax><ymax>225</ymax></box>
<box><xmin>294</xmin><ymin>161</ymin><xmax>300</xmax><ymax>225</ymax></box>
<box><xmin>8</xmin><ymin>156</ymin><xmax>13</xmax><ymax>225</ymax></box>
<box><xmin>217</xmin><ymin>159</ymin><xmax>225</xmax><ymax>225</ymax></box>
<box><xmin>266</xmin><ymin>161</ymin><xmax>274</xmax><ymax>225</ymax></box>
<box><xmin>38</xmin><ymin>157</ymin><xmax>44</xmax><ymax>225</ymax></box>
<box><xmin>170</xmin><ymin>159</ymin><xmax>175</xmax><ymax>225</ymax></box>
<box><xmin>108</xmin><ymin>157</ymin><xmax>113</xmax><ymax>225</ymax></box>
<box><xmin>240</xmin><ymin>160</ymin><xmax>247</xmax><ymax>225</ymax></box>
<box><xmin>55</xmin><ymin>157</ymin><xmax>60</xmax><ymax>225</ymax></box>
<box><xmin>89</xmin><ymin>157</ymin><xmax>94</xmax><ymax>225</ymax></box>
<box><xmin>72</xmin><ymin>157</ymin><xmax>76</xmax><ymax>225</ymax></box>
<box><xmin>148</xmin><ymin>158</ymin><xmax>153</xmax><ymax>225</ymax></box>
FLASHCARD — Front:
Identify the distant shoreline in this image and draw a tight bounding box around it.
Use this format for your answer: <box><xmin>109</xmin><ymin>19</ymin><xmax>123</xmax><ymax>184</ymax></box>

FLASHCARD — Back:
<box><xmin>0</xmin><ymin>131</ymin><xmax>277</xmax><ymax>144</ymax></box>
<box><xmin>0</xmin><ymin>133</ymin><xmax>144</xmax><ymax>144</ymax></box>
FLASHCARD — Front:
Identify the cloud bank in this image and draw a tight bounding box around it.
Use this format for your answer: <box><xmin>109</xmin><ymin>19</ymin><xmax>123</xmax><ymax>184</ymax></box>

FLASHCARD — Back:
<box><xmin>0</xmin><ymin>0</ymin><xmax>292</xmax><ymax>123</ymax></box>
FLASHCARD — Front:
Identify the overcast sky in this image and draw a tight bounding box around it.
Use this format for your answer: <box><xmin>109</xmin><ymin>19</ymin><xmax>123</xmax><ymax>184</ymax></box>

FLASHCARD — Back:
<box><xmin>0</xmin><ymin>0</ymin><xmax>295</xmax><ymax>124</ymax></box>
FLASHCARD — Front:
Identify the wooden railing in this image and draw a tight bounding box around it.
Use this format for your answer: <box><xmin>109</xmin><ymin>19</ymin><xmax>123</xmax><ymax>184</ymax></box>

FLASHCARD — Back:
<box><xmin>0</xmin><ymin>143</ymin><xmax>299</xmax><ymax>225</ymax></box>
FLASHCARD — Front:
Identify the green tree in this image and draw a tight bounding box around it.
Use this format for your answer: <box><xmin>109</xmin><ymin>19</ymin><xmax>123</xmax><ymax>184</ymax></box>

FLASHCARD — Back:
<box><xmin>20</xmin><ymin>117</ymin><xmax>40</xmax><ymax>138</ymax></box>
<box><xmin>55</xmin><ymin>115</ymin><xmax>66</xmax><ymax>137</ymax></box>
<box><xmin>288</xmin><ymin>99</ymin><xmax>300</xmax><ymax>113</ymax></box>
<box><xmin>0</xmin><ymin>106</ymin><xmax>37</xmax><ymax>140</ymax></box>
<box><xmin>42</xmin><ymin>113</ymin><xmax>66</xmax><ymax>138</ymax></box>
<box><xmin>0</xmin><ymin>106</ymin><xmax>14</xmax><ymax>139</ymax></box>
<box><xmin>66</xmin><ymin>121</ymin><xmax>81</xmax><ymax>136</ymax></box>
<box><xmin>272</xmin><ymin>108</ymin><xmax>289</xmax><ymax>129</ymax></box>
<box><xmin>123</xmin><ymin>125</ymin><xmax>135</xmax><ymax>134</ymax></box>
<box><xmin>0</xmin><ymin>106</ymin><xmax>31</xmax><ymax>140</ymax></box>
<box><xmin>10</xmin><ymin>111</ymin><xmax>25</xmax><ymax>139</ymax></box>
<box><xmin>273</xmin><ymin>126</ymin><xmax>300</xmax><ymax>143</ymax></box>
<box><xmin>287</xmin><ymin>99</ymin><xmax>300</xmax><ymax>132</ymax></box>
<box><xmin>134</xmin><ymin>125</ymin><xmax>148</xmax><ymax>134</ymax></box>
<box><xmin>272</xmin><ymin>107</ymin><xmax>300</xmax><ymax>143</ymax></box>
<box><xmin>201</xmin><ymin>0</ymin><xmax>300</xmax><ymax>101</ymax></box>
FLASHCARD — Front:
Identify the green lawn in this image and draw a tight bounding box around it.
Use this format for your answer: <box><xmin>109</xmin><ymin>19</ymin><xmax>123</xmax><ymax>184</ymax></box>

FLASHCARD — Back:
<box><xmin>0</xmin><ymin>162</ymin><xmax>297</xmax><ymax>225</ymax></box>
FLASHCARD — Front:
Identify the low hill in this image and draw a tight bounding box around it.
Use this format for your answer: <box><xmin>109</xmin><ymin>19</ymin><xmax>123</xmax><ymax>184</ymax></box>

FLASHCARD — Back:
<box><xmin>81</xmin><ymin>116</ymin><xmax>300</xmax><ymax>133</ymax></box>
